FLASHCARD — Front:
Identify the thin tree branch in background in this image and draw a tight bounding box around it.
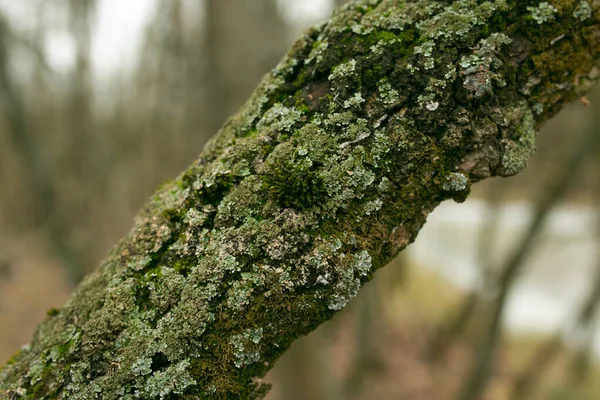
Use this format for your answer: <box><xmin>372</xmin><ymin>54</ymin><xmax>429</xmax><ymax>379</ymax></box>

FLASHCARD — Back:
<box><xmin>0</xmin><ymin>15</ymin><xmax>84</xmax><ymax>284</ymax></box>
<box><xmin>0</xmin><ymin>17</ymin><xmax>53</xmax><ymax>224</ymax></box>
<box><xmin>203</xmin><ymin>0</ymin><xmax>288</xmax><ymax>135</ymax></box>
<box><xmin>8</xmin><ymin>36</ymin><xmax>60</xmax><ymax>88</ymax></box>
<box><xmin>275</xmin><ymin>324</ymin><xmax>341</xmax><ymax>400</ymax></box>
<box><xmin>566</xmin><ymin>204</ymin><xmax>600</xmax><ymax>386</ymax></box>
<box><xmin>344</xmin><ymin>281</ymin><xmax>383</xmax><ymax>399</ymax></box>
<box><xmin>203</xmin><ymin>0</ymin><xmax>230</xmax><ymax>135</ymax></box>
<box><xmin>0</xmin><ymin>254</ymin><xmax>10</xmax><ymax>285</ymax></box>
<box><xmin>66</xmin><ymin>0</ymin><xmax>95</xmax><ymax>178</ymax></box>
<box><xmin>512</xmin><ymin>112</ymin><xmax>600</xmax><ymax>399</ymax></box>
<box><xmin>511</xmin><ymin>255</ymin><xmax>600</xmax><ymax>400</ymax></box>
<box><xmin>457</xmin><ymin>114</ymin><xmax>599</xmax><ymax>400</ymax></box>
<box><xmin>62</xmin><ymin>0</ymin><xmax>97</xmax><ymax>277</ymax></box>
<box><xmin>0</xmin><ymin>1</ymin><xmax>599</xmax><ymax>398</ymax></box>
<box><xmin>426</xmin><ymin>180</ymin><xmax>504</xmax><ymax>362</ymax></box>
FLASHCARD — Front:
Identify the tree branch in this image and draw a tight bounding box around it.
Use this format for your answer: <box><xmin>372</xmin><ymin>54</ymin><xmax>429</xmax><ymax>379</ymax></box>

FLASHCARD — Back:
<box><xmin>1</xmin><ymin>1</ymin><xmax>599</xmax><ymax>398</ymax></box>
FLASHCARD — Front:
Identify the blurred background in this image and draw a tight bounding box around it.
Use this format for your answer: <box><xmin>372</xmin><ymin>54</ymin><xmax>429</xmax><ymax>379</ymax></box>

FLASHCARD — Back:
<box><xmin>0</xmin><ymin>1</ymin><xmax>599</xmax><ymax>399</ymax></box>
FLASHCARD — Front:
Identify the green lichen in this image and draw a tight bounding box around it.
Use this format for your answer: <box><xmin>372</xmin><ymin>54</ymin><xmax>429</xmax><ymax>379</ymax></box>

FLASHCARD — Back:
<box><xmin>363</xmin><ymin>198</ymin><xmax>383</xmax><ymax>215</ymax></box>
<box><xmin>329</xmin><ymin>59</ymin><xmax>357</xmax><ymax>82</ymax></box>
<box><xmin>418</xmin><ymin>93</ymin><xmax>439</xmax><ymax>111</ymax></box>
<box><xmin>256</xmin><ymin>103</ymin><xmax>303</xmax><ymax>134</ymax></box>
<box><xmin>416</xmin><ymin>0</ymin><xmax>508</xmax><ymax>42</ymax></box>
<box><xmin>573</xmin><ymin>1</ymin><xmax>592</xmax><ymax>21</ymax></box>
<box><xmin>378</xmin><ymin>177</ymin><xmax>392</xmax><ymax>192</ymax></box>
<box><xmin>460</xmin><ymin>33</ymin><xmax>512</xmax><ymax>98</ymax></box>
<box><xmin>528</xmin><ymin>2</ymin><xmax>558</xmax><ymax>25</ymax></box>
<box><xmin>343</xmin><ymin>92</ymin><xmax>366</xmax><ymax>109</ymax></box>
<box><xmin>377</xmin><ymin>78</ymin><xmax>401</xmax><ymax>107</ymax></box>
<box><xmin>442</xmin><ymin>172</ymin><xmax>469</xmax><ymax>192</ymax></box>
<box><xmin>328</xmin><ymin>250</ymin><xmax>373</xmax><ymax>310</ymax></box>
<box><xmin>414</xmin><ymin>40</ymin><xmax>436</xmax><ymax>69</ymax></box>
<box><xmin>306</xmin><ymin>39</ymin><xmax>329</xmax><ymax>65</ymax></box>
<box><xmin>142</xmin><ymin>360</ymin><xmax>197</xmax><ymax>399</ymax></box>
<box><xmin>501</xmin><ymin>108</ymin><xmax>537</xmax><ymax>176</ymax></box>
<box><xmin>230</xmin><ymin>328</ymin><xmax>264</xmax><ymax>368</ymax></box>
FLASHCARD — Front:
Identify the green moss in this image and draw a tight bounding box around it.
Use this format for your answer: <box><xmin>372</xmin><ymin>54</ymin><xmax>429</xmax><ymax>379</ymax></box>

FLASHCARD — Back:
<box><xmin>46</xmin><ymin>307</ymin><xmax>61</xmax><ymax>317</ymax></box>
<box><xmin>370</xmin><ymin>30</ymin><xmax>400</xmax><ymax>44</ymax></box>
<box><xmin>172</xmin><ymin>258</ymin><xmax>195</xmax><ymax>276</ymax></box>
<box><xmin>160</xmin><ymin>207</ymin><xmax>185</xmax><ymax>223</ymax></box>
<box><xmin>262</xmin><ymin>152</ymin><xmax>327</xmax><ymax>210</ymax></box>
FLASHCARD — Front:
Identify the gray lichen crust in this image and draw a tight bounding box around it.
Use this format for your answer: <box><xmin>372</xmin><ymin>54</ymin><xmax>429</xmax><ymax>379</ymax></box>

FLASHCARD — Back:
<box><xmin>2</xmin><ymin>0</ymin><xmax>599</xmax><ymax>399</ymax></box>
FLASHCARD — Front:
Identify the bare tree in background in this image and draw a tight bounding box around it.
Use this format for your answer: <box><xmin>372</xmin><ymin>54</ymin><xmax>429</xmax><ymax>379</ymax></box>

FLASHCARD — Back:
<box><xmin>511</xmin><ymin>102</ymin><xmax>600</xmax><ymax>399</ymax></box>
<box><xmin>203</xmin><ymin>0</ymin><xmax>288</xmax><ymax>134</ymax></box>
<box><xmin>426</xmin><ymin>179</ymin><xmax>505</xmax><ymax>362</ymax></box>
<box><xmin>458</xmin><ymin>115</ymin><xmax>599</xmax><ymax>400</ymax></box>
<box><xmin>0</xmin><ymin>13</ymin><xmax>86</xmax><ymax>284</ymax></box>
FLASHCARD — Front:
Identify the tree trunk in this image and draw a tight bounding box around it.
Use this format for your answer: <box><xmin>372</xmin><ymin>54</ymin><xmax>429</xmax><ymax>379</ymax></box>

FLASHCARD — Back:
<box><xmin>1</xmin><ymin>1</ymin><xmax>599</xmax><ymax>399</ymax></box>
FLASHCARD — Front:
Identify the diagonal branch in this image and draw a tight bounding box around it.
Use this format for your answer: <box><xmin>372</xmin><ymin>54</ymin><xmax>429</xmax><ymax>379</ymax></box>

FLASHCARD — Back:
<box><xmin>1</xmin><ymin>1</ymin><xmax>599</xmax><ymax>399</ymax></box>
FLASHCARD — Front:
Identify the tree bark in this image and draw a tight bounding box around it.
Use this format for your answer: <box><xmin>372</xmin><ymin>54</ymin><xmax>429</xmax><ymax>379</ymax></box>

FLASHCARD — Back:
<box><xmin>1</xmin><ymin>1</ymin><xmax>599</xmax><ymax>399</ymax></box>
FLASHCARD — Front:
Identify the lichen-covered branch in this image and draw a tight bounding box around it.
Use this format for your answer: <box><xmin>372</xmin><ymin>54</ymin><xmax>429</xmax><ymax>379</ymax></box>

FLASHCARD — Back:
<box><xmin>1</xmin><ymin>1</ymin><xmax>599</xmax><ymax>399</ymax></box>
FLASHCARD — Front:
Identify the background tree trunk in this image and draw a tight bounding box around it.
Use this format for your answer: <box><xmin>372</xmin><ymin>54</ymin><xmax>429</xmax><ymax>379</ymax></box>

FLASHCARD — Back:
<box><xmin>203</xmin><ymin>0</ymin><xmax>287</xmax><ymax>134</ymax></box>
<box><xmin>1</xmin><ymin>1</ymin><xmax>599</xmax><ymax>399</ymax></box>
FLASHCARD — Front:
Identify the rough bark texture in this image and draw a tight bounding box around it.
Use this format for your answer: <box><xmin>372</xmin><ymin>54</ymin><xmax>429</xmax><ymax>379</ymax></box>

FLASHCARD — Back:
<box><xmin>1</xmin><ymin>0</ymin><xmax>599</xmax><ymax>399</ymax></box>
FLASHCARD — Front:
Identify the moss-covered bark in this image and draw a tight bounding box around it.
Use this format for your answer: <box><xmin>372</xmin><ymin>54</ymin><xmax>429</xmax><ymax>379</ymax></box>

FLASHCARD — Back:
<box><xmin>1</xmin><ymin>1</ymin><xmax>599</xmax><ymax>399</ymax></box>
